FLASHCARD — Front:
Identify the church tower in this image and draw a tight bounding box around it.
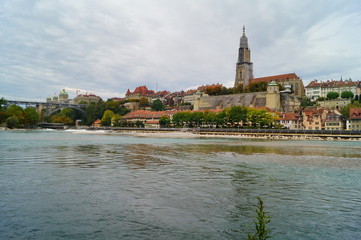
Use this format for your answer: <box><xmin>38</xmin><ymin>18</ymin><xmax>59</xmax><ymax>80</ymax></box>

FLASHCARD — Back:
<box><xmin>234</xmin><ymin>26</ymin><xmax>253</xmax><ymax>88</ymax></box>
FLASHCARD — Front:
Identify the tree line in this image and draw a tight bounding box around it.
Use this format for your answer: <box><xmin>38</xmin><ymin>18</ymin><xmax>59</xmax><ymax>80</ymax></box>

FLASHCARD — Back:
<box><xmin>0</xmin><ymin>98</ymin><xmax>132</xmax><ymax>128</ymax></box>
<box><xmin>204</xmin><ymin>82</ymin><xmax>285</xmax><ymax>96</ymax></box>
<box><xmin>159</xmin><ymin>106</ymin><xmax>279</xmax><ymax>128</ymax></box>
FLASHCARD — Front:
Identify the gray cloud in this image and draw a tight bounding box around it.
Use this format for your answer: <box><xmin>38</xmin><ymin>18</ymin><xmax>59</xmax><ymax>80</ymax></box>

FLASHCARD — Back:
<box><xmin>1</xmin><ymin>0</ymin><xmax>361</xmax><ymax>100</ymax></box>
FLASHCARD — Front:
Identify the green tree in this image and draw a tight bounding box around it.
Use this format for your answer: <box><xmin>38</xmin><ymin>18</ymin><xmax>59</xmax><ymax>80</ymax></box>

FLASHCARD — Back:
<box><xmin>159</xmin><ymin>115</ymin><xmax>171</xmax><ymax>127</ymax></box>
<box><xmin>247</xmin><ymin>108</ymin><xmax>274</xmax><ymax>128</ymax></box>
<box><xmin>341</xmin><ymin>91</ymin><xmax>354</xmax><ymax>99</ymax></box>
<box><xmin>101</xmin><ymin>110</ymin><xmax>115</xmax><ymax>126</ymax></box>
<box><xmin>7</xmin><ymin>105</ymin><xmax>23</xmax><ymax>117</ymax></box>
<box><xmin>111</xmin><ymin>114</ymin><xmax>122</xmax><ymax>127</ymax></box>
<box><xmin>300</xmin><ymin>97</ymin><xmax>316</xmax><ymax>107</ymax></box>
<box><xmin>135</xmin><ymin>120</ymin><xmax>144</xmax><ymax>128</ymax></box>
<box><xmin>215</xmin><ymin>110</ymin><xmax>227</xmax><ymax>127</ymax></box>
<box><xmin>190</xmin><ymin>111</ymin><xmax>204</xmax><ymax>127</ymax></box>
<box><xmin>23</xmin><ymin>107</ymin><xmax>39</xmax><ymax>127</ymax></box>
<box><xmin>6</xmin><ymin>116</ymin><xmax>19</xmax><ymax>129</ymax></box>
<box><xmin>172</xmin><ymin>111</ymin><xmax>192</xmax><ymax>127</ymax></box>
<box><xmin>61</xmin><ymin>108</ymin><xmax>76</xmax><ymax>120</ymax></box>
<box><xmin>85</xmin><ymin>102</ymin><xmax>105</xmax><ymax>125</ymax></box>
<box><xmin>247</xmin><ymin>197</ymin><xmax>271</xmax><ymax>240</ymax></box>
<box><xmin>0</xmin><ymin>97</ymin><xmax>7</xmax><ymax>110</ymax></box>
<box><xmin>203</xmin><ymin>111</ymin><xmax>217</xmax><ymax>127</ymax></box>
<box><xmin>151</xmin><ymin>99</ymin><xmax>165</xmax><ymax>111</ymax></box>
<box><xmin>327</xmin><ymin>91</ymin><xmax>339</xmax><ymax>100</ymax></box>
<box><xmin>227</xmin><ymin>106</ymin><xmax>248</xmax><ymax>126</ymax></box>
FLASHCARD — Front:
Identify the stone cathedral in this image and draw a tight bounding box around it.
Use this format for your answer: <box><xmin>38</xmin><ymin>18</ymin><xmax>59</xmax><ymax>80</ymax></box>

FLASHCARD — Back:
<box><xmin>193</xmin><ymin>26</ymin><xmax>304</xmax><ymax>112</ymax></box>
<box><xmin>234</xmin><ymin>26</ymin><xmax>253</xmax><ymax>88</ymax></box>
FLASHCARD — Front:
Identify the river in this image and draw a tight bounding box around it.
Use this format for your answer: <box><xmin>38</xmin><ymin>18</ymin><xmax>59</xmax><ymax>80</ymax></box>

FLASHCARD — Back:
<box><xmin>1</xmin><ymin>130</ymin><xmax>360</xmax><ymax>239</ymax></box>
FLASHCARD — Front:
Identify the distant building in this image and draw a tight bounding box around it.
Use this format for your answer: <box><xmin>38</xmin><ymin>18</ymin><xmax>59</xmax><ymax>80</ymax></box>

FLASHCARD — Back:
<box><xmin>302</xmin><ymin>107</ymin><xmax>328</xmax><ymax>130</ymax></box>
<box><xmin>92</xmin><ymin>119</ymin><xmax>102</xmax><ymax>127</ymax></box>
<box><xmin>301</xmin><ymin>107</ymin><xmax>344</xmax><ymax>130</ymax></box>
<box><xmin>349</xmin><ymin>108</ymin><xmax>361</xmax><ymax>130</ymax></box>
<box><xmin>46</xmin><ymin>89</ymin><xmax>70</xmax><ymax>103</ymax></box>
<box><xmin>251</xmin><ymin>73</ymin><xmax>305</xmax><ymax>98</ymax></box>
<box><xmin>325</xmin><ymin>111</ymin><xmax>345</xmax><ymax>130</ymax></box>
<box><xmin>125</xmin><ymin>86</ymin><xmax>155</xmax><ymax>100</ymax></box>
<box><xmin>305</xmin><ymin>78</ymin><xmax>361</xmax><ymax>100</ymax></box>
<box><xmin>46</xmin><ymin>89</ymin><xmax>102</xmax><ymax>104</ymax></box>
<box><xmin>233</xmin><ymin>26</ymin><xmax>304</xmax><ymax>98</ymax></box>
<box><xmin>73</xmin><ymin>94</ymin><xmax>102</xmax><ymax>104</ymax></box>
<box><xmin>276</xmin><ymin>112</ymin><xmax>303</xmax><ymax>130</ymax></box>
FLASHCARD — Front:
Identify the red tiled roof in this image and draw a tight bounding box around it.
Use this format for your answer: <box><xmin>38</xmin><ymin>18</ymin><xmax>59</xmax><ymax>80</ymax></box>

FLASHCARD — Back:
<box><xmin>350</xmin><ymin>108</ymin><xmax>361</xmax><ymax>119</ymax></box>
<box><xmin>306</xmin><ymin>79</ymin><xmax>359</xmax><ymax>88</ymax></box>
<box><xmin>126</xmin><ymin>86</ymin><xmax>155</xmax><ymax>96</ymax></box>
<box><xmin>251</xmin><ymin>73</ymin><xmax>300</xmax><ymax>84</ymax></box>
<box><xmin>278</xmin><ymin>112</ymin><xmax>300</xmax><ymax>121</ymax></box>
<box><xmin>184</xmin><ymin>89</ymin><xmax>197</xmax><ymax>95</ymax></box>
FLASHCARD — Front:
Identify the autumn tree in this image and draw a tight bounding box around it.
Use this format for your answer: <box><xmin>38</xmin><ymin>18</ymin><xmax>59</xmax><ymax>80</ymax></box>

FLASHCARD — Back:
<box><xmin>139</xmin><ymin>97</ymin><xmax>149</xmax><ymax>108</ymax></box>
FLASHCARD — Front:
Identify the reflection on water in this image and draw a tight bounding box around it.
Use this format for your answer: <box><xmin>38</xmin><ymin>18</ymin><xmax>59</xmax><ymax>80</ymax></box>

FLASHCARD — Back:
<box><xmin>1</xmin><ymin>131</ymin><xmax>361</xmax><ymax>240</ymax></box>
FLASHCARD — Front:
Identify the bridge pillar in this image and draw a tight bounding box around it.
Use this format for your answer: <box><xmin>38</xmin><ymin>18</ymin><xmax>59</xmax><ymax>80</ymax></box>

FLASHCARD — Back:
<box><xmin>36</xmin><ymin>104</ymin><xmax>44</xmax><ymax>114</ymax></box>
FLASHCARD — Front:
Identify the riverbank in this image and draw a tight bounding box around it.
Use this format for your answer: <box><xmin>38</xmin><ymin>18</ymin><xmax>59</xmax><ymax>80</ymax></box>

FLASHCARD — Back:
<box><xmin>117</xmin><ymin>130</ymin><xmax>361</xmax><ymax>141</ymax></box>
<box><xmin>3</xmin><ymin>127</ymin><xmax>361</xmax><ymax>141</ymax></box>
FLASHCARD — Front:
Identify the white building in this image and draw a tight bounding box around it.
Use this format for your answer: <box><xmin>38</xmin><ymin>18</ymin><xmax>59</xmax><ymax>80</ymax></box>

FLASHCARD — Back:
<box><xmin>305</xmin><ymin>78</ymin><xmax>360</xmax><ymax>100</ymax></box>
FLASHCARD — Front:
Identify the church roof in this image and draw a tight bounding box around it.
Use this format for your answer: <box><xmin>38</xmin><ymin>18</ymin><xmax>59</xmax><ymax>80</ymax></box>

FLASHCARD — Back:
<box><xmin>251</xmin><ymin>73</ymin><xmax>300</xmax><ymax>84</ymax></box>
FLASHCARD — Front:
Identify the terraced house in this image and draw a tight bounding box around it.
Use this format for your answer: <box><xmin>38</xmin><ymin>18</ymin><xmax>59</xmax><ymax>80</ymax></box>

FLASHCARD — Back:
<box><xmin>349</xmin><ymin>108</ymin><xmax>361</xmax><ymax>130</ymax></box>
<box><xmin>305</xmin><ymin>78</ymin><xmax>361</xmax><ymax>100</ymax></box>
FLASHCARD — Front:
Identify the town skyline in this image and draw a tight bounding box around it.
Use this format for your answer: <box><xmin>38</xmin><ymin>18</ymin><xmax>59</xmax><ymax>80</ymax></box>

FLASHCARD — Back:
<box><xmin>1</xmin><ymin>0</ymin><xmax>361</xmax><ymax>100</ymax></box>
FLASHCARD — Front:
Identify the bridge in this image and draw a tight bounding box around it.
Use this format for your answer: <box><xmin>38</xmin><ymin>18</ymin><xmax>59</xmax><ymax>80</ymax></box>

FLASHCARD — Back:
<box><xmin>6</xmin><ymin>100</ymin><xmax>87</xmax><ymax>116</ymax></box>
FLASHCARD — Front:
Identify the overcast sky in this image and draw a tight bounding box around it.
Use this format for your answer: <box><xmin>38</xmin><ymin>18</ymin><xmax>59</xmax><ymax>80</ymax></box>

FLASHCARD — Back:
<box><xmin>1</xmin><ymin>0</ymin><xmax>361</xmax><ymax>100</ymax></box>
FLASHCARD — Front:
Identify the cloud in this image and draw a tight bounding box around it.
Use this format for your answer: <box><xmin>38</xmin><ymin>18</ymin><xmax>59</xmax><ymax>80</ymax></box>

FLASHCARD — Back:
<box><xmin>1</xmin><ymin>0</ymin><xmax>361</xmax><ymax>100</ymax></box>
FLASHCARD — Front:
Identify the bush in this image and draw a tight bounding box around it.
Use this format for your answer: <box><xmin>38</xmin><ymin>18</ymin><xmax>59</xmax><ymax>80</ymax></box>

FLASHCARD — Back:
<box><xmin>6</xmin><ymin>116</ymin><xmax>19</xmax><ymax>129</ymax></box>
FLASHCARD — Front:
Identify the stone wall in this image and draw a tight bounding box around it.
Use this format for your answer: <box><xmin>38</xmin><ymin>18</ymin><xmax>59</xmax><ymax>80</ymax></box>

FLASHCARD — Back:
<box><xmin>194</xmin><ymin>92</ymin><xmax>267</xmax><ymax>110</ymax></box>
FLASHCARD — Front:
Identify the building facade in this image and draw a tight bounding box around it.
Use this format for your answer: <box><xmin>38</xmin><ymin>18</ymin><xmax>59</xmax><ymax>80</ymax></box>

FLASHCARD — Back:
<box><xmin>276</xmin><ymin>112</ymin><xmax>303</xmax><ymax>130</ymax></box>
<box><xmin>325</xmin><ymin>111</ymin><xmax>345</xmax><ymax>130</ymax></box>
<box><xmin>251</xmin><ymin>73</ymin><xmax>305</xmax><ymax>98</ymax></box>
<box><xmin>349</xmin><ymin>108</ymin><xmax>361</xmax><ymax>130</ymax></box>
<box><xmin>305</xmin><ymin>78</ymin><xmax>361</xmax><ymax>100</ymax></box>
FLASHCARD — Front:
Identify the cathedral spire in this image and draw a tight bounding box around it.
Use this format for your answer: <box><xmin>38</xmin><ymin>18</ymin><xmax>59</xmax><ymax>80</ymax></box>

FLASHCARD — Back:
<box><xmin>234</xmin><ymin>25</ymin><xmax>253</xmax><ymax>88</ymax></box>
<box><xmin>239</xmin><ymin>25</ymin><xmax>248</xmax><ymax>49</ymax></box>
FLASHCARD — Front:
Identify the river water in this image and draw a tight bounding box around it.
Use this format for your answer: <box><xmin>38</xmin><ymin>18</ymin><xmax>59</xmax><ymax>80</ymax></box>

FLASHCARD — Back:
<box><xmin>1</xmin><ymin>130</ymin><xmax>360</xmax><ymax>239</ymax></box>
